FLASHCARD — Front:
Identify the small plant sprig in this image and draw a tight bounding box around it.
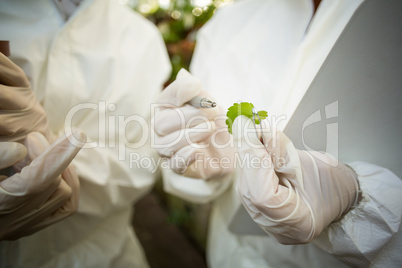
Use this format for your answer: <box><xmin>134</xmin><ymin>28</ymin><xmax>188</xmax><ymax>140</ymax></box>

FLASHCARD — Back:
<box><xmin>226</xmin><ymin>102</ymin><xmax>268</xmax><ymax>134</ymax></box>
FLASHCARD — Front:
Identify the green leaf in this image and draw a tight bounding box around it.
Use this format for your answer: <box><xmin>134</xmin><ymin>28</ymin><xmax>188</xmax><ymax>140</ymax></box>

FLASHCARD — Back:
<box><xmin>226</xmin><ymin>102</ymin><xmax>268</xmax><ymax>134</ymax></box>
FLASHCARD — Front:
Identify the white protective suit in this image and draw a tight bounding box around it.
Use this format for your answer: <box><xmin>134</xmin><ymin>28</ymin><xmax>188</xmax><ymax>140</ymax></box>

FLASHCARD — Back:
<box><xmin>0</xmin><ymin>0</ymin><xmax>171</xmax><ymax>267</ymax></box>
<box><xmin>161</xmin><ymin>0</ymin><xmax>402</xmax><ymax>267</ymax></box>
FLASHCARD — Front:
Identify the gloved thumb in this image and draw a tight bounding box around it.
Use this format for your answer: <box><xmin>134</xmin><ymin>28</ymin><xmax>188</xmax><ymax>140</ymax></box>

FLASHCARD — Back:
<box><xmin>157</xmin><ymin>68</ymin><xmax>202</xmax><ymax>107</ymax></box>
<box><xmin>232</xmin><ymin>115</ymin><xmax>266</xmax><ymax>153</ymax></box>
<box><xmin>232</xmin><ymin>116</ymin><xmax>299</xmax><ymax>223</ymax></box>
<box><xmin>232</xmin><ymin>115</ymin><xmax>277</xmax><ymax>201</ymax></box>
<box><xmin>0</xmin><ymin>130</ymin><xmax>87</xmax><ymax>195</ymax></box>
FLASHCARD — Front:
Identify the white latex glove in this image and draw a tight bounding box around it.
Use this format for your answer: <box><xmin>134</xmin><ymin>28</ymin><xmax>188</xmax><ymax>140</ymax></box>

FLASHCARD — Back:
<box><xmin>153</xmin><ymin>69</ymin><xmax>235</xmax><ymax>179</ymax></box>
<box><xmin>233</xmin><ymin>116</ymin><xmax>359</xmax><ymax>244</ymax></box>
<box><xmin>0</xmin><ymin>53</ymin><xmax>52</xmax><ymax>142</ymax></box>
<box><xmin>0</xmin><ymin>130</ymin><xmax>86</xmax><ymax>241</ymax></box>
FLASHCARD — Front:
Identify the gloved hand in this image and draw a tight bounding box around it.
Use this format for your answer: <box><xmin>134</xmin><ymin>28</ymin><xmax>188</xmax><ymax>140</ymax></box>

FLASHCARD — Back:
<box><xmin>153</xmin><ymin>69</ymin><xmax>235</xmax><ymax>179</ymax></box>
<box><xmin>233</xmin><ymin>116</ymin><xmax>359</xmax><ymax>244</ymax></box>
<box><xmin>0</xmin><ymin>52</ymin><xmax>52</xmax><ymax>142</ymax></box>
<box><xmin>0</xmin><ymin>130</ymin><xmax>86</xmax><ymax>241</ymax></box>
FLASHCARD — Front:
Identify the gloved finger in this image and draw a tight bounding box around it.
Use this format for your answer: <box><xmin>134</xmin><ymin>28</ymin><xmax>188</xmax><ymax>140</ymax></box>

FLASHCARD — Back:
<box><xmin>59</xmin><ymin>165</ymin><xmax>80</xmax><ymax>214</ymax></box>
<box><xmin>0</xmin><ymin>84</ymin><xmax>33</xmax><ymax>110</ymax></box>
<box><xmin>24</xmin><ymin>131</ymin><xmax>50</xmax><ymax>159</ymax></box>
<box><xmin>19</xmin><ymin>166</ymin><xmax>80</xmax><ymax>239</ymax></box>
<box><xmin>0</xmin><ymin>142</ymin><xmax>27</xmax><ymax>170</ymax></box>
<box><xmin>0</xmin><ymin>53</ymin><xmax>30</xmax><ymax>88</ymax></box>
<box><xmin>0</xmin><ymin>130</ymin><xmax>86</xmax><ymax>238</ymax></box>
<box><xmin>0</xmin><ymin>130</ymin><xmax>86</xmax><ymax>199</ymax></box>
<box><xmin>32</xmin><ymin>178</ymin><xmax>73</xmax><ymax>224</ymax></box>
<box><xmin>0</xmin><ymin>178</ymin><xmax>73</xmax><ymax>241</ymax></box>
<box><xmin>157</xmin><ymin>69</ymin><xmax>202</xmax><ymax>107</ymax></box>
<box><xmin>260</xmin><ymin>129</ymin><xmax>304</xmax><ymax>177</ymax></box>
<box><xmin>32</xmin><ymin>178</ymin><xmax>73</xmax><ymax>219</ymax></box>
<box><xmin>169</xmin><ymin>144</ymin><xmax>204</xmax><ymax>176</ymax></box>
<box><xmin>155</xmin><ymin>121</ymin><xmax>215</xmax><ymax>157</ymax></box>
<box><xmin>0</xmin><ymin>134</ymin><xmax>60</xmax><ymax>212</ymax></box>
<box><xmin>154</xmin><ymin>105</ymin><xmax>218</xmax><ymax>136</ymax></box>
<box><xmin>15</xmin><ymin>133</ymin><xmax>80</xmax><ymax>215</ymax></box>
<box><xmin>0</xmin><ymin>104</ymin><xmax>48</xmax><ymax>141</ymax></box>
<box><xmin>12</xmin><ymin>131</ymin><xmax>50</xmax><ymax>173</ymax></box>
<box><xmin>177</xmin><ymin>147</ymin><xmax>233</xmax><ymax>179</ymax></box>
<box><xmin>232</xmin><ymin>116</ymin><xmax>298</xmax><ymax>220</ymax></box>
<box><xmin>0</xmin><ymin>171</ymin><xmax>62</xmax><ymax>231</ymax></box>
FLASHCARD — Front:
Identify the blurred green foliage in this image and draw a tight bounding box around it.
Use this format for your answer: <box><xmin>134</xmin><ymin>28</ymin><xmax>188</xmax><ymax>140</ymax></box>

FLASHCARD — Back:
<box><xmin>132</xmin><ymin>0</ymin><xmax>232</xmax><ymax>83</ymax></box>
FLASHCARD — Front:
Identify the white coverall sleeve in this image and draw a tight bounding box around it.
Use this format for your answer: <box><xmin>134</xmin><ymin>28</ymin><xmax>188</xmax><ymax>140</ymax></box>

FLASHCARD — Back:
<box><xmin>313</xmin><ymin>162</ymin><xmax>402</xmax><ymax>267</ymax></box>
<box><xmin>162</xmin><ymin>167</ymin><xmax>234</xmax><ymax>204</ymax></box>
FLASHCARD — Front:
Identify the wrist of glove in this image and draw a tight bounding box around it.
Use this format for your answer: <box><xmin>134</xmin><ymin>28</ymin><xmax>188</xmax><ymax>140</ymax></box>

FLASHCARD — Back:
<box><xmin>153</xmin><ymin>69</ymin><xmax>235</xmax><ymax>179</ymax></box>
<box><xmin>233</xmin><ymin>116</ymin><xmax>359</xmax><ymax>244</ymax></box>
